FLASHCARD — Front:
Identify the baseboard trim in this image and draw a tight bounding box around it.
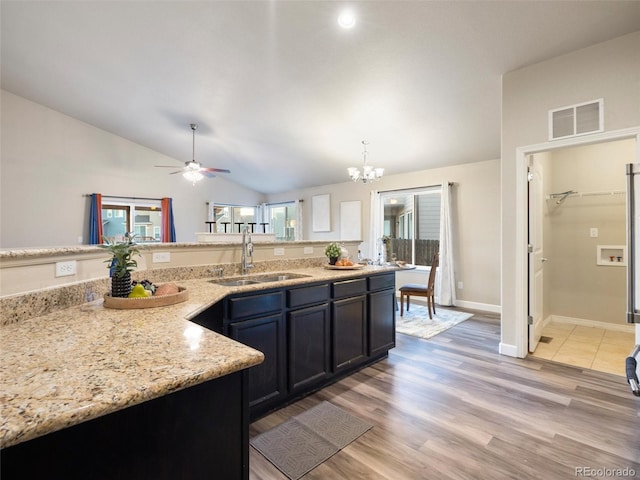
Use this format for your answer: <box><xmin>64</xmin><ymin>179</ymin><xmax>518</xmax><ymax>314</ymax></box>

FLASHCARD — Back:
<box><xmin>454</xmin><ymin>300</ymin><xmax>501</xmax><ymax>314</ymax></box>
<box><xmin>394</xmin><ymin>295</ymin><xmax>502</xmax><ymax>315</ymax></box>
<box><xmin>499</xmin><ymin>342</ymin><xmax>520</xmax><ymax>358</ymax></box>
<box><xmin>550</xmin><ymin>315</ymin><xmax>635</xmax><ymax>332</ymax></box>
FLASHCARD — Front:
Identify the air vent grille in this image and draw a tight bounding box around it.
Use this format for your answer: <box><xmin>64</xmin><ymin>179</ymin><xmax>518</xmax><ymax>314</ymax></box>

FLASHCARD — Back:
<box><xmin>549</xmin><ymin>99</ymin><xmax>603</xmax><ymax>140</ymax></box>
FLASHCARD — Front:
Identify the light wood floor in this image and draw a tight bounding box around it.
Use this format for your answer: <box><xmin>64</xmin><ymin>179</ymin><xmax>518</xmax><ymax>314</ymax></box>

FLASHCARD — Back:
<box><xmin>249</xmin><ymin>310</ymin><xmax>640</xmax><ymax>480</ymax></box>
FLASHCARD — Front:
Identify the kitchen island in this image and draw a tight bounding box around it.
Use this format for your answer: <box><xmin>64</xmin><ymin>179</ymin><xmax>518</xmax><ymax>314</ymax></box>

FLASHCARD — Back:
<box><xmin>0</xmin><ymin>264</ymin><xmax>398</xmax><ymax>479</ymax></box>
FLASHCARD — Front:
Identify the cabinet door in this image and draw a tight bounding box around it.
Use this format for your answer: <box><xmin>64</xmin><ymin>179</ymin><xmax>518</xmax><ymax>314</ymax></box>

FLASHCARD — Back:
<box><xmin>229</xmin><ymin>314</ymin><xmax>286</xmax><ymax>411</ymax></box>
<box><xmin>288</xmin><ymin>303</ymin><xmax>331</xmax><ymax>393</ymax></box>
<box><xmin>369</xmin><ymin>288</ymin><xmax>396</xmax><ymax>357</ymax></box>
<box><xmin>332</xmin><ymin>295</ymin><xmax>367</xmax><ymax>372</ymax></box>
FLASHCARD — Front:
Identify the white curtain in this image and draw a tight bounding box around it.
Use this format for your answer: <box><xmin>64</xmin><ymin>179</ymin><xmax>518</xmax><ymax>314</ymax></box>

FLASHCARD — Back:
<box><xmin>295</xmin><ymin>199</ymin><xmax>303</xmax><ymax>241</ymax></box>
<box><xmin>369</xmin><ymin>190</ymin><xmax>382</xmax><ymax>261</ymax></box>
<box><xmin>436</xmin><ymin>182</ymin><xmax>456</xmax><ymax>306</ymax></box>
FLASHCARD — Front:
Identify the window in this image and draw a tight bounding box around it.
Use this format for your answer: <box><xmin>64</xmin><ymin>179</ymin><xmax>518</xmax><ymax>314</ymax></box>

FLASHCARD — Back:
<box><xmin>210</xmin><ymin>204</ymin><xmax>258</xmax><ymax>233</ymax></box>
<box><xmin>268</xmin><ymin>202</ymin><xmax>297</xmax><ymax>240</ymax></box>
<box><xmin>102</xmin><ymin>200</ymin><xmax>162</xmax><ymax>243</ymax></box>
<box><xmin>210</xmin><ymin>202</ymin><xmax>299</xmax><ymax>240</ymax></box>
<box><xmin>380</xmin><ymin>187</ymin><xmax>440</xmax><ymax>266</ymax></box>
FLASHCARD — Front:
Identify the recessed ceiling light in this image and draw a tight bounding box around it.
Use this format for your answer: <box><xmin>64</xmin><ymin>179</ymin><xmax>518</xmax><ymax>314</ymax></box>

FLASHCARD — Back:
<box><xmin>337</xmin><ymin>10</ymin><xmax>356</xmax><ymax>29</ymax></box>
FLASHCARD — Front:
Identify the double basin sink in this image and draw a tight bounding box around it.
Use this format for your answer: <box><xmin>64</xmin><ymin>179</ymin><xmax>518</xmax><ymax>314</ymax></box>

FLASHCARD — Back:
<box><xmin>210</xmin><ymin>272</ymin><xmax>311</xmax><ymax>287</ymax></box>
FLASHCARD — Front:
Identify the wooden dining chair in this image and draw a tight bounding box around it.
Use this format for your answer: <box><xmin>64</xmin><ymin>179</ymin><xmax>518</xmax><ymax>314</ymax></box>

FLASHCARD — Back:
<box><xmin>399</xmin><ymin>252</ymin><xmax>439</xmax><ymax>319</ymax></box>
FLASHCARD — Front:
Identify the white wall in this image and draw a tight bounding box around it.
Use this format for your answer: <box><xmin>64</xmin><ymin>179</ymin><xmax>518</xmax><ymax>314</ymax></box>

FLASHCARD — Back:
<box><xmin>267</xmin><ymin>158</ymin><xmax>502</xmax><ymax>310</ymax></box>
<box><xmin>0</xmin><ymin>90</ymin><xmax>265</xmax><ymax>248</ymax></box>
<box><xmin>501</xmin><ymin>31</ymin><xmax>640</xmax><ymax>356</ymax></box>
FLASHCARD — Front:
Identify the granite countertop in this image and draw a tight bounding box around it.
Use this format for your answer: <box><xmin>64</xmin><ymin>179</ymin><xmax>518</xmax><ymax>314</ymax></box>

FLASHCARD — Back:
<box><xmin>0</xmin><ymin>264</ymin><xmax>397</xmax><ymax>449</ymax></box>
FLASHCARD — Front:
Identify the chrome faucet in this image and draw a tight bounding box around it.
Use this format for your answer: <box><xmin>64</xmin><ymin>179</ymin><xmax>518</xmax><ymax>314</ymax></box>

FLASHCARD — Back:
<box><xmin>241</xmin><ymin>226</ymin><xmax>254</xmax><ymax>275</ymax></box>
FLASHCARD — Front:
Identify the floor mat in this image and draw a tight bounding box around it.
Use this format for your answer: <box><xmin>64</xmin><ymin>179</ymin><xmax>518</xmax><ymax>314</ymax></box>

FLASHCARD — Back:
<box><xmin>250</xmin><ymin>401</ymin><xmax>373</xmax><ymax>479</ymax></box>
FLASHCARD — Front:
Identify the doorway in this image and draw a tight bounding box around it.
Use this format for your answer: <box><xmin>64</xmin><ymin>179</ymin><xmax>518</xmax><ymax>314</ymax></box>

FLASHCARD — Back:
<box><xmin>527</xmin><ymin>138</ymin><xmax>636</xmax><ymax>375</ymax></box>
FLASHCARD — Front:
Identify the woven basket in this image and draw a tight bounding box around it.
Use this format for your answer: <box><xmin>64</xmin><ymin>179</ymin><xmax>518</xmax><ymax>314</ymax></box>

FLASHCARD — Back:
<box><xmin>103</xmin><ymin>286</ymin><xmax>188</xmax><ymax>309</ymax></box>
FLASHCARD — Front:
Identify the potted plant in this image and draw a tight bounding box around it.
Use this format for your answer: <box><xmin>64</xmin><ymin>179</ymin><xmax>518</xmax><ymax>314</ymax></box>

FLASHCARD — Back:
<box><xmin>325</xmin><ymin>242</ymin><xmax>342</xmax><ymax>265</ymax></box>
<box><xmin>100</xmin><ymin>234</ymin><xmax>141</xmax><ymax>297</ymax></box>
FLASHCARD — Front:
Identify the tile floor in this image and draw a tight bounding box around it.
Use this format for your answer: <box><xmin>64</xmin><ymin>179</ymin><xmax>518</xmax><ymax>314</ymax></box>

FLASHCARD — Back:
<box><xmin>530</xmin><ymin>321</ymin><xmax>636</xmax><ymax>376</ymax></box>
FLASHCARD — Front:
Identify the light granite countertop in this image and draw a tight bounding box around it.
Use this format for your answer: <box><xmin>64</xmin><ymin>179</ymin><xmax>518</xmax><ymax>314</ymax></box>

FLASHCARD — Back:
<box><xmin>0</xmin><ymin>264</ymin><xmax>397</xmax><ymax>449</ymax></box>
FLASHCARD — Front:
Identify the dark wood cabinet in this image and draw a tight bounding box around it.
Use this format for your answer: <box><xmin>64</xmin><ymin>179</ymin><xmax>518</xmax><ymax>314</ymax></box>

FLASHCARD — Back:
<box><xmin>368</xmin><ymin>272</ymin><xmax>396</xmax><ymax>358</ymax></box>
<box><xmin>201</xmin><ymin>271</ymin><xmax>396</xmax><ymax>420</ymax></box>
<box><xmin>288</xmin><ymin>303</ymin><xmax>331</xmax><ymax>393</ymax></box>
<box><xmin>229</xmin><ymin>313</ymin><xmax>286</xmax><ymax>414</ymax></box>
<box><xmin>332</xmin><ymin>294</ymin><xmax>368</xmax><ymax>372</ymax></box>
<box><xmin>227</xmin><ymin>291</ymin><xmax>283</xmax><ymax>320</ymax></box>
<box><xmin>1</xmin><ymin>372</ymin><xmax>250</xmax><ymax>480</ymax></box>
<box><xmin>368</xmin><ymin>288</ymin><xmax>396</xmax><ymax>357</ymax></box>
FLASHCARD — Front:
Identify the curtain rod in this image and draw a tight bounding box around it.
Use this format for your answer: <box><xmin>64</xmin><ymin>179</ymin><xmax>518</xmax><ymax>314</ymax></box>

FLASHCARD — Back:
<box><xmin>379</xmin><ymin>182</ymin><xmax>454</xmax><ymax>194</ymax></box>
<box><xmin>265</xmin><ymin>199</ymin><xmax>304</xmax><ymax>206</ymax></box>
<box><xmin>205</xmin><ymin>199</ymin><xmax>304</xmax><ymax>206</ymax></box>
<box><xmin>84</xmin><ymin>194</ymin><xmax>163</xmax><ymax>201</ymax></box>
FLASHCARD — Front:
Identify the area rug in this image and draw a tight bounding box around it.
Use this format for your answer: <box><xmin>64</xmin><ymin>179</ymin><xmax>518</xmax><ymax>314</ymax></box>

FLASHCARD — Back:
<box><xmin>250</xmin><ymin>401</ymin><xmax>373</xmax><ymax>480</ymax></box>
<box><xmin>396</xmin><ymin>304</ymin><xmax>473</xmax><ymax>340</ymax></box>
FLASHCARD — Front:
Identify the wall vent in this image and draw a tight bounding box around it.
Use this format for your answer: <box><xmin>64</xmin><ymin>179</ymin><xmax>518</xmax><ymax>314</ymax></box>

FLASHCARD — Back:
<box><xmin>548</xmin><ymin>99</ymin><xmax>603</xmax><ymax>140</ymax></box>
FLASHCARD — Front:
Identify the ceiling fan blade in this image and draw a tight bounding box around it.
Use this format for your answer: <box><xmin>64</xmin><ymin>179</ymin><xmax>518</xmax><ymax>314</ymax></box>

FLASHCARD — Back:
<box><xmin>155</xmin><ymin>165</ymin><xmax>183</xmax><ymax>168</ymax></box>
<box><xmin>168</xmin><ymin>170</ymin><xmax>184</xmax><ymax>175</ymax></box>
<box><xmin>200</xmin><ymin>167</ymin><xmax>231</xmax><ymax>174</ymax></box>
<box><xmin>202</xmin><ymin>171</ymin><xmax>217</xmax><ymax>178</ymax></box>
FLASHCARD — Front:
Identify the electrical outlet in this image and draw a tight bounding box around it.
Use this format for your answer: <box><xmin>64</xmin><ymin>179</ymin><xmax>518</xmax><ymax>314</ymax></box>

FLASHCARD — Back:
<box><xmin>303</xmin><ymin>247</ymin><xmax>314</xmax><ymax>254</ymax></box>
<box><xmin>152</xmin><ymin>252</ymin><xmax>171</xmax><ymax>263</ymax></box>
<box><xmin>590</xmin><ymin>227</ymin><xmax>598</xmax><ymax>238</ymax></box>
<box><xmin>274</xmin><ymin>248</ymin><xmax>285</xmax><ymax>256</ymax></box>
<box><xmin>457</xmin><ymin>281</ymin><xmax>464</xmax><ymax>290</ymax></box>
<box><xmin>55</xmin><ymin>260</ymin><xmax>77</xmax><ymax>277</ymax></box>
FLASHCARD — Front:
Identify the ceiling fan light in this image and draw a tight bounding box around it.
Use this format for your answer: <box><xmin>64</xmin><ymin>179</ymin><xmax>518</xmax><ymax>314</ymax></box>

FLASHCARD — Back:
<box><xmin>375</xmin><ymin>167</ymin><xmax>384</xmax><ymax>177</ymax></box>
<box><xmin>183</xmin><ymin>170</ymin><xmax>204</xmax><ymax>185</ymax></box>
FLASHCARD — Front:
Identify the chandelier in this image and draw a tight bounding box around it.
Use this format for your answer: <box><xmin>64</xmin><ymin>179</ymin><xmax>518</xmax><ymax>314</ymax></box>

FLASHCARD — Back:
<box><xmin>348</xmin><ymin>141</ymin><xmax>383</xmax><ymax>183</ymax></box>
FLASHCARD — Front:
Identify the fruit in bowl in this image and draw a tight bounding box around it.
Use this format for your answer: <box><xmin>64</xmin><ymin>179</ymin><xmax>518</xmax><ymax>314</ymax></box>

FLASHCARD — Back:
<box><xmin>335</xmin><ymin>258</ymin><xmax>354</xmax><ymax>266</ymax></box>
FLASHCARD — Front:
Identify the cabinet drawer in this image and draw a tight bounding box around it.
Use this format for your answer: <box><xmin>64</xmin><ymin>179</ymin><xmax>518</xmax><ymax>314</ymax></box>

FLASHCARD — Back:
<box><xmin>287</xmin><ymin>284</ymin><xmax>330</xmax><ymax>309</ymax></box>
<box><xmin>368</xmin><ymin>273</ymin><xmax>396</xmax><ymax>292</ymax></box>
<box><xmin>332</xmin><ymin>278</ymin><xmax>367</xmax><ymax>299</ymax></box>
<box><xmin>227</xmin><ymin>291</ymin><xmax>283</xmax><ymax>320</ymax></box>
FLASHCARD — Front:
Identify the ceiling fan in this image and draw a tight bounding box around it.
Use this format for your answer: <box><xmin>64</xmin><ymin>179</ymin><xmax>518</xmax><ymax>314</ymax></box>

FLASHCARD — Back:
<box><xmin>155</xmin><ymin>123</ymin><xmax>230</xmax><ymax>184</ymax></box>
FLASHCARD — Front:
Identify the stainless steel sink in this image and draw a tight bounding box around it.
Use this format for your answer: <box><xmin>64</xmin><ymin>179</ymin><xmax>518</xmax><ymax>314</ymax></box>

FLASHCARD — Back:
<box><xmin>209</xmin><ymin>279</ymin><xmax>261</xmax><ymax>287</ymax></box>
<box><xmin>209</xmin><ymin>272</ymin><xmax>310</xmax><ymax>287</ymax></box>
<box><xmin>254</xmin><ymin>273</ymin><xmax>310</xmax><ymax>283</ymax></box>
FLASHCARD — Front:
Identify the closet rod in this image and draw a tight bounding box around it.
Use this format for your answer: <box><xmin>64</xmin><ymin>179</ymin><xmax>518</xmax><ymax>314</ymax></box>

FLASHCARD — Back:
<box><xmin>547</xmin><ymin>190</ymin><xmax>625</xmax><ymax>199</ymax></box>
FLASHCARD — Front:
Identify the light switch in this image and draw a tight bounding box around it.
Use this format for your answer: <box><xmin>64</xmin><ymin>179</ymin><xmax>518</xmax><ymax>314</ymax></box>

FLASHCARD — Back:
<box><xmin>590</xmin><ymin>228</ymin><xmax>598</xmax><ymax>238</ymax></box>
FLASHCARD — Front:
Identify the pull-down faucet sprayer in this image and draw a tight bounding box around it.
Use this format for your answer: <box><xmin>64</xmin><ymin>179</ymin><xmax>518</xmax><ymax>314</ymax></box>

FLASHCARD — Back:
<box><xmin>242</xmin><ymin>226</ymin><xmax>254</xmax><ymax>275</ymax></box>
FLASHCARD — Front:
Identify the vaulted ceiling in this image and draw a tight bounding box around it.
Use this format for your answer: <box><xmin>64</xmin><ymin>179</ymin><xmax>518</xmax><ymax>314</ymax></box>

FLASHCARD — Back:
<box><xmin>2</xmin><ymin>1</ymin><xmax>639</xmax><ymax>194</ymax></box>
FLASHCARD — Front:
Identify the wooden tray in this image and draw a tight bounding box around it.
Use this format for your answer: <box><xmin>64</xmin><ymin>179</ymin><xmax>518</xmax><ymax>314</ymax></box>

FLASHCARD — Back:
<box><xmin>103</xmin><ymin>286</ymin><xmax>188</xmax><ymax>309</ymax></box>
<box><xmin>323</xmin><ymin>264</ymin><xmax>366</xmax><ymax>270</ymax></box>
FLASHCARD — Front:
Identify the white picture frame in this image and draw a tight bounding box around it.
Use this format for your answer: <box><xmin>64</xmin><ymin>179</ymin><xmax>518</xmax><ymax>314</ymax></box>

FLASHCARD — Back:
<box><xmin>312</xmin><ymin>194</ymin><xmax>331</xmax><ymax>232</ymax></box>
<box><xmin>340</xmin><ymin>200</ymin><xmax>361</xmax><ymax>240</ymax></box>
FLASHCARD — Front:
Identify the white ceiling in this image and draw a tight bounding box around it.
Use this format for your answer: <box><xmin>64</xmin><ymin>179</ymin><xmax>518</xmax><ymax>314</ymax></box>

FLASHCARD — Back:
<box><xmin>2</xmin><ymin>1</ymin><xmax>639</xmax><ymax>194</ymax></box>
